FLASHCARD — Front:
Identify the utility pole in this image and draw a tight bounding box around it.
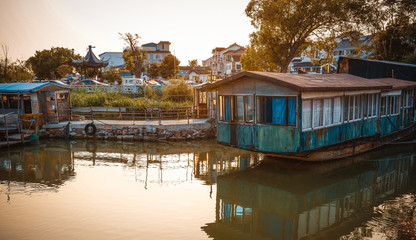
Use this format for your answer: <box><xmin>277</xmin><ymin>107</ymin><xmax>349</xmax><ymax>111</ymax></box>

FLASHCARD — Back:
<box><xmin>2</xmin><ymin>45</ymin><xmax>9</xmax><ymax>82</ymax></box>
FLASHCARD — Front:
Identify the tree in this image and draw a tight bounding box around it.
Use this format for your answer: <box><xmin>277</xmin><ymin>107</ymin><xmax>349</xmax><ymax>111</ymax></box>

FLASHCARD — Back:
<box><xmin>245</xmin><ymin>0</ymin><xmax>358</xmax><ymax>72</ymax></box>
<box><xmin>188</xmin><ymin>59</ymin><xmax>199</xmax><ymax>67</ymax></box>
<box><xmin>0</xmin><ymin>58</ymin><xmax>33</xmax><ymax>82</ymax></box>
<box><xmin>347</xmin><ymin>0</ymin><xmax>416</xmax><ymax>63</ymax></box>
<box><xmin>1</xmin><ymin>45</ymin><xmax>9</xmax><ymax>82</ymax></box>
<box><xmin>159</xmin><ymin>54</ymin><xmax>180</xmax><ymax>79</ymax></box>
<box><xmin>27</xmin><ymin>47</ymin><xmax>81</xmax><ymax>79</ymax></box>
<box><xmin>240</xmin><ymin>45</ymin><xmax>277</xmax><ymax>71</ymax></box>
<box><xmin>303</xmin><ymin>35</ymin><xmax>338</xmax><ymax>73</ymax></box>
<box><xmin>147</xmin><ymin>63</ymin><xmax>160</xmax><ymax>79</ymax></box>
<box><xmin>57</xmin><ymin>64</ymin><xmax>73</xmax><ymax>78</ymax></box>
<box><xmin>119</xmin><ymin>33</ymin><xmax>147</xmax><ymax>77</ymax></box>
<box><xmin>102</xmin><ymin>67</ymin><xmax>121</xmax><ymax>84</ymax></box>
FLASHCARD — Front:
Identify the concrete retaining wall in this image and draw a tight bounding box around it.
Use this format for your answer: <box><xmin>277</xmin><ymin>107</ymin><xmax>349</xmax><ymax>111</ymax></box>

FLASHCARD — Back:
<box><xmin>42</xmin><ymin>120</ymin><xmax>216</xmax><ymax>141</ymax></box>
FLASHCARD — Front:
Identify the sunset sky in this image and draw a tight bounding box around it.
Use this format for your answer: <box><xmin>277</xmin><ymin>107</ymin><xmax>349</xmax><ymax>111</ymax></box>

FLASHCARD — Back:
<box><xmin>0</xmin><ymin>0</ymin><xmax>254</xmax><ymax>65</ymax></box>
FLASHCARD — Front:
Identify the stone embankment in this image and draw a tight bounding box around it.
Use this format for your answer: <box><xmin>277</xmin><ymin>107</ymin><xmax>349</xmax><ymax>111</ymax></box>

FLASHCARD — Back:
<box><xmin>42</xmin><ymin>119</ymin><xmax>216</xmax><ymax>141</ymax></box>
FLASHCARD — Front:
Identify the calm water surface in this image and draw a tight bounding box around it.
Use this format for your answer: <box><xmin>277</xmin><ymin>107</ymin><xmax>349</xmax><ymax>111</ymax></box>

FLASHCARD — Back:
<box><xmin>0</xmin><ymin>139</ymin><xmax>415</xmax><ymax>240</ymax></box>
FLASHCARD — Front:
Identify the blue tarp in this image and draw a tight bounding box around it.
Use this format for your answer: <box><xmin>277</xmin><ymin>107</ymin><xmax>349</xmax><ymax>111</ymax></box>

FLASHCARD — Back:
<box><xmin>272</xmin><ymin>97</ymin><xmax>286</xmax><ymax>124</ymax></box>
<box><xmin>287</xmin><ymin>97</ymin><xmax>296</xmax><ymax>125</ymax></box>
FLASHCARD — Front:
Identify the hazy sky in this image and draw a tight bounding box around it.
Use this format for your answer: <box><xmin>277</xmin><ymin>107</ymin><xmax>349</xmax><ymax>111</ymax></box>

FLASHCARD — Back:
<box><xmin>0</xmin><ymin>0</ymin><xmax>254</xmax><ymax>65</ymax></box>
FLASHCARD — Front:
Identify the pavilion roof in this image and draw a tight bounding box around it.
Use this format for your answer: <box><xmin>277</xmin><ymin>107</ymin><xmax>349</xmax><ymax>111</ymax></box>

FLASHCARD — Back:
<box><xmin>72</xmin><ymin>45</ymin><xmax>109</xmax><ymax>68</ymax></box>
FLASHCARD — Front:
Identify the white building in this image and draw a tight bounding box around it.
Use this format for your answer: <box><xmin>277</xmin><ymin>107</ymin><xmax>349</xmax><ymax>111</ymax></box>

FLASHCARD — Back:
<box><xmin>99</xmin><ymin>52</ymin><xmax>125</xmax><ymax>70</ymax></box>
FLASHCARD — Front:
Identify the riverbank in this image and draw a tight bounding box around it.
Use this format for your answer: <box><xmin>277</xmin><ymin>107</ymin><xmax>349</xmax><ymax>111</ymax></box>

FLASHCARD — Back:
<box><xmin>41</xmin><ymin>119</ymin><xmax>216</xmax><ymax>141</ymax></box>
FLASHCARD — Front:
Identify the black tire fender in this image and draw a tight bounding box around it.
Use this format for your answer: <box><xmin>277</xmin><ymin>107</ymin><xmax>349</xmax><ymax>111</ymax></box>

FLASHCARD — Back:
<box><xmin>85</xmin><ymin>123</ymin><xmax>97</xmax><ymax>136</ymax></box>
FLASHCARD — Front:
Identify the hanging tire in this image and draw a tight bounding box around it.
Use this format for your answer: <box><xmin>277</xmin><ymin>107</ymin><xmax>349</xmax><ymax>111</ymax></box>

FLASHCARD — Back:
<box><xmin>85</xmin><ymin>123</ymin><xmax>97</xmax><ymax>136</ymax></box>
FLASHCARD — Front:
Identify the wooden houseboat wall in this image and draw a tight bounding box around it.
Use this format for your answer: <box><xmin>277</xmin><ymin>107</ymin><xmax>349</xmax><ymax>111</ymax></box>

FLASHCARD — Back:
<box><xmin>0</xmin><ymin>83</ymin><xmax>71</xmax><ymax>125</ymax></box>
<box><xmin>207</xmin><ymin>72</ymin><xmax>416</xmax><ymax>158</ymax></box>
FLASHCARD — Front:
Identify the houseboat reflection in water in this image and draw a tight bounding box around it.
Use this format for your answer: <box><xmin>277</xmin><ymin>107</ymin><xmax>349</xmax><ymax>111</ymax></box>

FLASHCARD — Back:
<box><xmin>203</xmin><ymin>143</ymin><xmax>416</xmax><ymax>240</ymax></box>
<box><xmin>0</xmin><ymin>139</ymin><xmax>261</xmax><ymax>194</ymax></box>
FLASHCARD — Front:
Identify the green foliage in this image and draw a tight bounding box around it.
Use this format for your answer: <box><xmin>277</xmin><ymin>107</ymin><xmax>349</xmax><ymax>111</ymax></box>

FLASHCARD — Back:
<box><xmin>71</xmin><ymin>84</ymin><xmax>192</xmax><ymax>108</ymax></box>
<box><xmin>159</xmin><ymin>54</ymin><xmax>180</xmax><ymax>79</ymax></box>
<box><xmin>245</xmin><ymin>0</ymin><xmax>357</xmax><ymax>72</ymax></box>
<box><xmin>26</xmin><ymin>47</ymin><xmax>81</xmax><ymax>79</ymax></box>
<box><xmin>102</xmin><ymin>67</ymin><xmax>121</xmax><ymax>84</ymax></box>
<box><xmin>57</xmin><ymin>64</ymin><xmax>73</xmax><ymax>78</ymax></box>
<box><xmin>119</xmin><ymin>33</ymin><xmax>147</xmax><ymax>77</ymax></box>
<box><xmin>303</xmin><ymin>36</ymin><xmax>338</xmax><ymax>73</ymax></box>
<box><xmin>147</xmin><ymin>63</ymin><xmax>160</xmax><ymax>79</ymax></box>
<box><xmin>0</xmin><ymin>58</ymin><xmax>33</xmax><ymax>82</ymax></box>
<box><xmin>240</xmin><ymin>45</ymin><xmax>277</xmax><ymax>71</ymax></box>
<box><xmin>163</xmin><ymin>80</ymin><xmax>192</xmax><ymax>102</ymax></box>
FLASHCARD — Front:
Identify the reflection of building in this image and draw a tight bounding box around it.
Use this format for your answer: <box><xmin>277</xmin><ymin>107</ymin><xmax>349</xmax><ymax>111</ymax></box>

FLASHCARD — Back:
<box><xmin>203</xmin><ymin>145</ymin><xmax>416</xmax><ymax>240</ymax></box>
<box><xmin>0</xmin><ymin>144</ymin><xmax>74</xmax><ymax>186</ymax></box>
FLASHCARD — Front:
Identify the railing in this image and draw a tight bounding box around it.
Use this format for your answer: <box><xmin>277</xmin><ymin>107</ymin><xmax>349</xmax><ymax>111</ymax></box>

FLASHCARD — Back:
<box><xmin>70</xmin><ymin>84</ymin><xmax>143</xmax><ymax>93</ymax></box>
<box><xmin>70</xmin><ymin>106</ymin><xmax>216</xmax><ymax>122</ymax></box>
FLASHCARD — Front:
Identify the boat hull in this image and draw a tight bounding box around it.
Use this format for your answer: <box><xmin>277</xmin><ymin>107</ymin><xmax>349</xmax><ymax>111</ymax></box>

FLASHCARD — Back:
<box><xmin>264</xmin><ymin>123</ymin><xmax>416</xmax><ymax>162</ymax></box>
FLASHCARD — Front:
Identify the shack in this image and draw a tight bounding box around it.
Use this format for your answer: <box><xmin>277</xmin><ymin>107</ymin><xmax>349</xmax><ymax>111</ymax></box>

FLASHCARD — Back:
<box><xmin>0</xmin><ymin>82</ymin><xmax>72</xmax><ymax>126</ymax></box>
<box><xmin>200</xmin><ymin>71</ymin><xmax>416</xmax><ymax>161</ymax></box>
<box><xmin>193</xmin><ymin>82</ymin><xmax>216</xmax><ymax>119</ymax></box>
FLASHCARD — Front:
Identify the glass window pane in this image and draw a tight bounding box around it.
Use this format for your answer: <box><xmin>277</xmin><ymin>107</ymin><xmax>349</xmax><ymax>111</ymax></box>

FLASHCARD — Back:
<box><xmin>219</xmin><ymin>96</ymin><xmax>223</xmax><ymax>120</ymax></box>
<box><xmin>324</xmin><ymin>98</ymin><xmax>332</xmax><ymax>126</ymax></box>
<box><xmin>333</xmin><ymin>97</ymin><xmax>342</xmax><ymax>123</ymax></box>
<box><xmin>313</xmin><ymin>99</ymin><xmax>323</xmax><ymax>128</ymax></box>
<box><xmin>302</xmin><ymin>100</ymin><xmax>312</xmax><ymax>130</ymax></box>
<box><xmin>287</xmin><ymin>97</ymin><xmax>296</xmax><ymax>126</ymax></box>
<box><xmin>225</xmin><ymin>96</ymin><xmax>231</xmax><ymax>121</ymax></box>
<box><xmin>349</xmin><ymin>96</ymin><xmax>354</xmax><ymax>121</ymax></box>
<box><xmin>354</xmin><ymin>95</ymin><xmax>361</xmax><ymax>120</ymax></box>
<box><xmin>381</xmin><ymin>97</ymin><xmax>386</xmax><ymax>116</ymax></box>
<box><xmin>237</xmin><ymin>96</ymin><xmax>244</xmax><ymax>121</ymax></box>
<box><xmin>245</xmin><ymin>96</ymin><xmax>254</xmax><ymax>122</ymax></box>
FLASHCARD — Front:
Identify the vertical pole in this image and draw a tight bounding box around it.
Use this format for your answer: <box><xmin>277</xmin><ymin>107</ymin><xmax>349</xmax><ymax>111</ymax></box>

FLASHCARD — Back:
<box><xmin>35</xmin><ymin>116</ymin><xmax>39</xmax><ymax>135</ymax></box>
<box><xmin>133</xmin><ymin>99</ymin><xmax>135</xmax><ymax>125</ymax></box>
<box><xmin>5</xmin><ymin>115</ymin><xmax>9</xmax><ymax>147</ymax></box>
<box><xmin>187</xmin><ymin>109</ymin><xmax>189</xmax><ymax>124</ymax></box>
<box><xmin>1</xmin><ymin>94</ymin><xmax>4</xmax><ymax>113</ymax></box>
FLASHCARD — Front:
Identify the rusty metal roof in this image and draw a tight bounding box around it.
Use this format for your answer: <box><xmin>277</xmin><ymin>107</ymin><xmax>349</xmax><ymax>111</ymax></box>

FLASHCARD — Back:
<box><xmin>369</xmin><ymin>78</ymin><xmax>416</xmax><ymax>90</ymax></box>
<box><xmin>199</xmin><ymin>71</ymin><xmax>413</xmax><ymax>92</ymax></box>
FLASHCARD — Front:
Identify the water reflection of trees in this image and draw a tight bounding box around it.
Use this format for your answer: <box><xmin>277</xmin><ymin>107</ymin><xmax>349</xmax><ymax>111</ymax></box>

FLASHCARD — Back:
<box><xmin>203</xmin><ymin>144</ymin><xmax>416</xmax><ymax>240</ymax></box>
<box><xmin>69</xmin><ymin>139</ymin><xmax>262</xmax><ymax>188</ymax></box>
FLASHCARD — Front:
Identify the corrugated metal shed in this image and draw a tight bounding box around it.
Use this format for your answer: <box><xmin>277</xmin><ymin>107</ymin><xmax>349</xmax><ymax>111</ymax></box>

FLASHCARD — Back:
<box><xmin>200</xmin><ymin>71</ymin><xmax>398</xmax><ymax>92</ymax></box>
<box><xmin>0</xmin><ymin>82</ymin><xmax>70</xmax><ymax>93</ymax></box>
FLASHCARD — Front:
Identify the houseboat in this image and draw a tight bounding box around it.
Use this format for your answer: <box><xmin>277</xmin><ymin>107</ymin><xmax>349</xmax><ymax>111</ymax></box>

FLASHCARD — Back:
<box><xmin>200</xmin><ymin>71</ymin><xmax>416</xmax><ymax>161</ymax></box>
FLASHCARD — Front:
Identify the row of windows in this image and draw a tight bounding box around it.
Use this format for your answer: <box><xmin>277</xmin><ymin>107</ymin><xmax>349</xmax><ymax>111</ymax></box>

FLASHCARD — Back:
<box><xmin>219</xmin><ymin>91</ymin><xmax>414</xmax><ymax>129</ymax></box>
<box><xmin>302</xmin><ymin>92</ymin><xmax>411</xmax><ymax>131</ymax></box>
<box><xmin>219</xmin><ymin>95</ymin><xmax>296</xmax><ymax>126</ymax></box>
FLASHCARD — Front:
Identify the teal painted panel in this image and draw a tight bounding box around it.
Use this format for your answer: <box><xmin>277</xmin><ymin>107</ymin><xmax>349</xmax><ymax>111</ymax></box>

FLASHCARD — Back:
<box><xmin>217</xmin><ymin>123</ymin><xmax>230</xmax><ymax>144</ymax></box>
<box><xmin>379</xmin><ymin>116</ymin><xmax>399</xmax><ymax>136</ymax></box>
<box><xmin>254</xmin><ymin>125</ymin><xmax>300</xmax><ymax>153</ymax></box>
<box><xmin>301</xmin><ymin>116</ymin><xmax>403</xmax><ymax>151</ymax></box>
<box><xmin>237</xmin><ymin>125</ymin><xmax>253</xmax><ymax>150</ymax></box>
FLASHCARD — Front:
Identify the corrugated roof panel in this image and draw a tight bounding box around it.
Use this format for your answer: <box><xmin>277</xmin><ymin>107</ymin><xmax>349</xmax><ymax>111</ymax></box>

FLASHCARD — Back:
<box><xmin>0</xmin><ymin>83</ymin><xmax>51</xmax><ymax>93</ymax></box>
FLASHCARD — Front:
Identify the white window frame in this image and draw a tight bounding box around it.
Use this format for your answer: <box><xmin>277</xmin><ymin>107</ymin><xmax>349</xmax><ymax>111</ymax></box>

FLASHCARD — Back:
<box><xmin>302</xmin><ymin>96</ymin><xmax>343</xmax><ymax>132</ymax></box>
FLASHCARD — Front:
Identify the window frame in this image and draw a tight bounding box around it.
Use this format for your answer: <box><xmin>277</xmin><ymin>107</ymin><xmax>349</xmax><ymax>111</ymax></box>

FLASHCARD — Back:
<box><xmin>256</xmin><ymin>95</ymin><xmax>297</xmax><ymax>127</ymax></box>
<box><xmin>302</xmin><ymin>96</ymin><xmax>344</xmax><ymax>132</ymax></box>
<box><xmin>218</xmin><ymin>95</ymin><xmax>254</xmax><ymax>124</ymax></box>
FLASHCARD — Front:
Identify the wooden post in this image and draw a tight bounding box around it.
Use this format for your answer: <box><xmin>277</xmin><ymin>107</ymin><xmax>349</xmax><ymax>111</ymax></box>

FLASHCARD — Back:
<box><xmin>1</xmin><ymin>94</ymin><xmax>4</xmax><ymax>112</ymax></box>
<box><xmin>158</xmin><ymin>108</ymin><xmax>161</xmax><ymax>125</ymax></box>
<box><xmin>35</xmin><ymin>116</ymin><xmax>39</xmax><ymax>135</ymax></box>
<box><xmin>4</xmin><ymin>115</ymin><xmax>9</xmax><ymax>148</ymax></box>
<box><xmin>187</xmin><ymin>109</ymin><xmax>189</xmax><ymax>124</ymax></box>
